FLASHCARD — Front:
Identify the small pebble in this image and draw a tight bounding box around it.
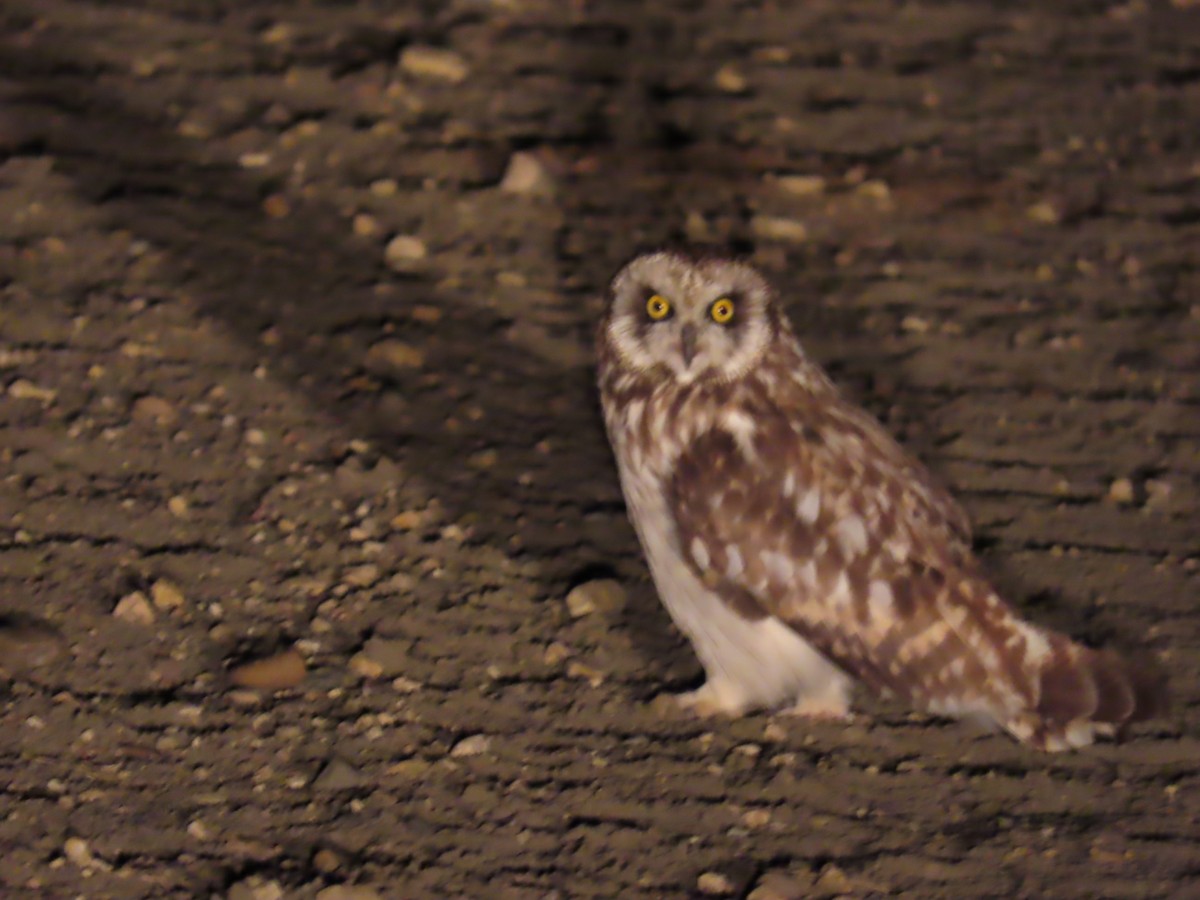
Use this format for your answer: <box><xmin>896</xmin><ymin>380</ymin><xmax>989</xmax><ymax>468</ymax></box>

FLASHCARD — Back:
<box><xmin>697</xmin><ymin>871</ymin><xmax>735</xmax><ymax>895</ymax></box>
<box><xmin>773</xmin><ymin>174</ymin><xmax>826</xmax><ymax>196</ymax></box>
<box><xmin>151</xmin><ymin>579</ymin><xmax>185</xmax><ymax>610</ymax></box>
<box><xmin>566</xmin><ymin>660</ymin><xmax>605</xmax><ymax>686</ymax></box>
<box><xmin>8</xmin><ymin>380</ymin><xmax>57</xmax><ymax>403</ymax></box>
<box><xmin>713</xmin><ymin>64</ymin><xmax>748</xmax><ymax>93</ymax></box>
<box><xmin>365</xmin><ymin>339</ymin><xmax>425</xmax><ymax>376</ymax></box>
<box><xmin>348</xmin><ymin>653</ymin><xmax>384</xmax><ymax>679</ymax></box>
<box><xmin>64</xmin><ymin>837</ymin><xmax>110</xmax><ymax>871</ymax></box>
<box><xmin>227</xmin><ymin>876</ymin><xmax>285</xmax><ymax>900</ymax></box>
<box><xmin>229</xmin><ymin>649</ymin><xmax>306</xmax><ymax>690</ymax></box>
<box><xmin>313</xmin><ymin>758</ymin><xmax>365</xmax><ymax>792</ymax></box>
<box><xmin>343</xmin><ymin>564</ymin><xmax>380</xmax><ymax>588</ymax></box>
<box><xmin>499</xmin><ymin>151</ymin><xmax>556</xmax><ymax>196</ymax></box>
<box><xmin>0</xmin><ymin>617</ymin><xmax>67</xmax><ymax>673</ymax></box>
<box><xmin>131</xmin><ymin>395</ymin><xmax>178</xmax><ymax>427</ymax></box>
<box><xmin>391</xmin><ymin>510</ymin><xmax>425</xmax><ymax>531</ymax></box>
<box><xmin>168</xmin><ymin>495</ymin><xmax>190</xmax><ymax>518</ymax></box>
<box><xmin>450</xmin><ymin>734</ymin><xmax>491</xmax><ymax>757</ymax></box>
<box><xmin>543</xmin><ymin>642</ymin><xmax>572</xmax><ymax>665</ymax></box>
<box><xmin>750</xmin><ymin>215</ymin><xmax>808</xmax><ymax>243</ymax></box>
<box><xmin>113</xmin><ymin>591</ymin><xmax>156</xmax><ymax>625</ymax></box>
<box><xmin>383</xmin><ymin>235</ymin><xmax>428</xmax><ymax>272</ymax></box>
<box><xmin>565</xmin><ymin>579</ymin><xmax>627</xmax><ymax>618</ymax></box>
<box><xmin>351</xmin><ymin>636</ymin><xmax>410</xmax><ymax>678</ymax></box>
<box><xmin>1026</xmin><ymin>201</ymin><xmax>1060</xmax><ymax>225</ymax></box>
<box><xmin>1108</xmin><ymin>477</ymin><xmax>1137</xmax><ymax>505</ymax></box>
<box><xmin>399</xmin><ymin>46</ymin><xmax>470</xmax><ymax>83</ymax></box>
<box><xmin>742</xmin><ymin>808</ymin><xmax>772</xmax><ymax>828</ymax></box>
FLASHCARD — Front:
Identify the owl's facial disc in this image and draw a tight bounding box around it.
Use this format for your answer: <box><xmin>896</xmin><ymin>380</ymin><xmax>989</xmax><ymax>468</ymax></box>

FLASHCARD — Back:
<box><xmin>607</xmin><ymin>252</ymin><xmax>775</xmax><ymax>384</ymax></box>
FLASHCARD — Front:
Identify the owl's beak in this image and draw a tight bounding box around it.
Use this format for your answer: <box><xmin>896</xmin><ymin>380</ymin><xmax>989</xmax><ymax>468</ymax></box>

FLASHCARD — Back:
<box><xmin>680</xmin><ymin>324</ymin><xmax>698</xmax><ymax>367</ymax></box>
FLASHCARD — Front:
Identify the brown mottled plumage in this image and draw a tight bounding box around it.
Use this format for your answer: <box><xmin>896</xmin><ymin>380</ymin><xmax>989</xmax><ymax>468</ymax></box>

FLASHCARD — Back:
<box><xmin>597</xmin><ymin>250</ymin><xmax>1164</xmax><ymax>750</ymax></box>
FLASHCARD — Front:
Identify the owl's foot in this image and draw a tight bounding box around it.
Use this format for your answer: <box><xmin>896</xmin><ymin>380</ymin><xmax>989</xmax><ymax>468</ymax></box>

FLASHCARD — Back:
<box><xmin>675</xmin><ymin>680</ymin><xmax>751</xmax><ymax>717</ymax></box>
<box><xmin>783</xmin><ymin>683</ymin><xmax>853</xmax><ymax>721</ymax></box>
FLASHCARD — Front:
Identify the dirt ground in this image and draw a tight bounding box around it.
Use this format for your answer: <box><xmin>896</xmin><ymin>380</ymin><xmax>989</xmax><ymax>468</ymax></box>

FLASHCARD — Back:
<box><xmin>1</xmin><ymin>0</ymin><xmax>1198</xmax><ymax>897</ymax></box>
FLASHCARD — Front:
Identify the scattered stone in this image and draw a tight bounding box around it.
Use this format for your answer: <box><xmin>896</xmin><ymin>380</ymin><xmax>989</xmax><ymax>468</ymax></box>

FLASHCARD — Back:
<box><xmin>151</xmin><ymin>578</ymin><xmax>186</xmax><ymax>610</ymax></box>
<box><xmin>1108</xmin><ymin>477</ymin><xmax>1137</xmax><ymax>505</ymax></box>
<box><xmin>1144</xmin><ymin>478</ymin><xmax>1173</xmax><ymax>510</ymax></box>
<box><xmin>747</xmin><ymin>870</ymin><xmax>813</xmax><ymax>900</ymax></box>
<box><xmin>468</xmin><ymin>449</ymin><xmax>498</xmax><ymax>469</ymax></box>
<box><xmin>113</xmin><ymin>590</ymin><xmax>156</xmax><ymax>625</ymax></box>
<box><xmin>697</xmin><ymin>871</ymin><xmax>735</xmax><ymax>895</ymax></box>
<box><xmin>742</xmin><ymin>808</ymin><xmax>772</xmax><ymax>828</ymax></box>
<box><xmin>714</xmin><ymin>64</ymin><xmax>748</xmax><ymax>93</ymax></box>
<box><xmin>774</xmin><ymin>174</ymin><xmax>826</xmax><ymax>196</ymax></box>
<box><xmin>313</xmin><ymin>848</ymin><xmax>344</xmax><ymax>874</ymax></box>
<box><xmin>353</xmin><ymin>213</ymin><xmax>381</xmax><ymax>238</ymax></box>
<box><xmin>227</xmin><ymin>876</ymin><xmax>285</xmax><ymax>900</ymax></box>
<box><xmin>750</xmin><ymin>215</ymin><xmax>808</xmax><ymax>243</ymax></box>
<box><xmin>566</xmin><ymin>660</ymin><xmax>605</xmax><ymax>686</ymax></box>
<box><xmin>449</xmin><ymin>734</ymin><xmax>491</xmax><ymax>757</ymax></box>
<box><xmin>365</xmin><ymin>339</ymin><xmax>425</xmax><ymax>376</ymax></box>
<box><xmin>499</xmin><ymin>151</ymin><xmax>556</xmax><ymax>196</ymax></box>
<box><xmin>350</xmin><ymin>636</ymin><xmax>410</xmax><ymax>678</ymax></box>
<box><xmin>343</xmin><ymin>564</ymin><xmax>380</xmax><ymax>588</ymax></box>
<box><xmin>0</xmin><ymin>616</ymin><xmax>67</xmax><ymax>674</ymax></box>
<box><xmin>813</xmin><ymin>864</ymin><xmax>853</xmax><ymax>894</ymax></box>
<box><xmin>229</xmin><ymin>649</ymin><xmax>307</xmax><ymax>690</ymax></box>
<box><xmin>855</xmin><ymin>179</ymin><xmax>892</xmax><ymax>202</ymax></box>
<box><xmin>8</xmin><ymin>379</ymin><xmax>57</xmax><ymax>404</ymax></box>
<box><xmin>389</xmin><ymin>758</ymin><xmax>432</xmax><ymax>778</ymax></box>
<box><xmin>348</xmin><ymin>653</ymin><xmax>383</xmax><ymax>679</ymax></box>
<box><xmin>369</xmin><ymin>178</ymin><xmax>398</xmax><ymax>197</ymax></box>
<box><xmin>168</xmin><ymin>495</ymin><xmax>190</xmax><ymax>518</ymax></box>
<box><xmin>131</xmin><ymin>395</ymin><xmax>178</xmax><ymax>427</ymax></box>
<box><xmin>1026</xmin><ymin>201</ymin><xmax>1060</xmax><ymax>225</ymax></box>
<box><xmin>566</xmin><ymin>579</ymin><xmax>626</xmax><ymax>618</ymax></box>
<box><xmin>901</xmin><ymin>315</ymin><xmax>932</xmax><ymax>334</ymax></box>
<box><xmin>262</xmin><ymin>194</ymin><xmax>291</xmax><ymax>219</ymax></box>
<box><xmin>313</xmin><ymin>757</ymin><xmax>365</xmax><ymax>792</ymax></box>
<box><xmin>543</xmin><ymin>641</ymin><xmax>572</xmax><ymax>665</ymax></box>
<box><xmin>400</xmin><ymin>46</ymin><xmax>469</xmax><ymax>83</ymax></box>
<box><xmin>187</xmin><ymin>819</ymin><xmax>214</xmax><ymax>841</ymax></box>
<box><xmin>410</xmin><ymin>304</ymin><xmax>442</xmax><ymax>324</ymax></box>
<box><xmin>64</xmin><ymin>837</ymin><xmax>110</xmax><ymax>871</ymax></box>
<box><xmin>390</xmin><ymin>510</ymin><xmax>425</xmax><ymax>531</ymax></box>
<box><xmin>383</xmin><ymin>234</ymin><xmax>428</xmax><ymax>272</ymax></box>
<box><xmin>238</xmin><ymin>151</ymin><xmax>271</xmax><ymax>169</ymax></box>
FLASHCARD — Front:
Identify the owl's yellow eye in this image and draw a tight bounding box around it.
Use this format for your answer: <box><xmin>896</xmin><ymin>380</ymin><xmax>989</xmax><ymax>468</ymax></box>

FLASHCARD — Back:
<box><xmin>710</xmin><ymin>298</ymin><xmax>735</xmax><ymax>324</ymax></box>
<box><xmin>645</xmin><ymin>294</ymin><xmax>672</xmax><ymax>321</ymax></box>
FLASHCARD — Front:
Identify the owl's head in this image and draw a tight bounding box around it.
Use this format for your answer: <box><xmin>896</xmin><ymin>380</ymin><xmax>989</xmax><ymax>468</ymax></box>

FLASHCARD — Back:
<box><xmin>603</xmin><ymin>251</ymin><xmax>778</xmax><ymax>385</ymax></box>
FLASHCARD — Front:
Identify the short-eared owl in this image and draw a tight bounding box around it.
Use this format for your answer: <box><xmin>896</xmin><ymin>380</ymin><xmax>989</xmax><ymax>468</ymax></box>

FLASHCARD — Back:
<box><xmin>597</xmin><ymin>250</ymin><xmax>1163</xmax><ymax>751</ymax></box>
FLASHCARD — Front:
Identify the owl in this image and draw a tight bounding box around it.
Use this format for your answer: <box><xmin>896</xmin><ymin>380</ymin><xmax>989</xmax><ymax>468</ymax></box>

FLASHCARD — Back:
<box><xmin>597</xmin><ymin>250</ymin><xmax>1164</xmax><ymax>751</ymax></box>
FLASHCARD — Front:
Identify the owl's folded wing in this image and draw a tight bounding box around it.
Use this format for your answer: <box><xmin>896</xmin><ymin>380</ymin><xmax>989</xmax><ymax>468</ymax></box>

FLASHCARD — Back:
<box><xmin>666</xmin><ymin>425</ymin><xmax>1040</xmax><ymax>714</ymax></box>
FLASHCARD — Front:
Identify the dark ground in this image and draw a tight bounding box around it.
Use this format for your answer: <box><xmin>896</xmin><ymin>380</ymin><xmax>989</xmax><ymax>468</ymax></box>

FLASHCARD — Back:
<box><xmin>1</xmin><ymin>1</ymin><xmax>1199</xmax><ymax>897</ymax></box>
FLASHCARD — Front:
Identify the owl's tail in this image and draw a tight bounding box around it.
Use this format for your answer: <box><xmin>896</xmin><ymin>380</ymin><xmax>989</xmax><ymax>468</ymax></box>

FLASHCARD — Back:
<box><xmin>1010</xmin><ymin>631</ymin><xmax>1167</xmax><ymax>751</ymax></box>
